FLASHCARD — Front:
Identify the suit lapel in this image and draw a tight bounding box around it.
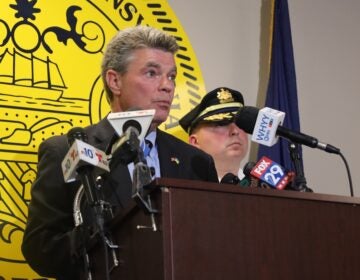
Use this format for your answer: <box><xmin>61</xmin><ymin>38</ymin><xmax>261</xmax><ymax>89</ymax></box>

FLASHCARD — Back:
<box><xmin>156</xmin><ymin>130</ymin><xmax>182</xmax><ymax>178</ymax></box>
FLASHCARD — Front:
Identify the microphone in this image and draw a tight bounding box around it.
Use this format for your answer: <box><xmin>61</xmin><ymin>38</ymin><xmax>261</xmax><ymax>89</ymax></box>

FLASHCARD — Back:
<box><xmin>108</xmin><ymin>118</ymin><xmax>142</xmax><ymax>166</ymax></box>
<box><xmin>235</xmin><ymin>106</ymin><xmax>340</xmax><ymax>154</ymax></box>
<box><xmin>242</xmin><ymin>162</ymin><xmax>266</xmax><ymax>188</ymax></box>
<box><xmin>61</xmin><ymin>127</ymin><xmax>109</xmax><ymax>206</ymax></box>
<box><xmin>220</xmin><ymin>173</ymin><xmax>252</xmax><ymax>188</ymax></box>
<box><xmin>107</xmin><ymin>108</ymin><xmax>155</xmax><ymax>144</ymax></box>
<box><xmin>220</xmin><ymin>173</ymin><xmax>240</xmax><ymax>184</ymax></box>
<box><xmin>62</xmin><ymin>128</ymin><xmax>109</xmax><ymax>183</ymax></box>
<box><xmin>64</xmin><ymin>127</ymin><xmax>113</xmax><ymax>264</ymax></box>
<box><xmin>243</xmin><ymin>156</ymin><xmax>294</xmax><ymax>190</ymax></box>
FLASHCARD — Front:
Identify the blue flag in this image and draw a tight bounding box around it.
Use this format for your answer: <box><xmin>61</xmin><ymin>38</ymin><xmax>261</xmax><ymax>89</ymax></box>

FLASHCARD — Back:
<box><xmin>257</xmin><ymin>0</ymin><xmax>302</xmax><ymax>171</ymax></box>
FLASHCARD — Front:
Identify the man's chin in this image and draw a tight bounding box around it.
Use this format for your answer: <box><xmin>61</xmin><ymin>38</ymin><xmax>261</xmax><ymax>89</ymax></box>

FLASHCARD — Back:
<box><xmin>227</xmin><ymin>151</ymin><xmax>245</xmax><ymax>159</ymax></box>
<box><xmin>151</xmin><ymin>117</ymin><xmax>167</xmax><ymax>128</ymax></box>
<box><xmin>154</xmin><ymin>112</ymin><xmax>169</xmax><ymax>123</ymax></box>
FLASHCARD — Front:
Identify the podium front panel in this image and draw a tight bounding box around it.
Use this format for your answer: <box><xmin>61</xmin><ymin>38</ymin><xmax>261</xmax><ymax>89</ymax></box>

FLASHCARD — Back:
<box><xmin>89</xmin><ymin>178</ymin><xmax>360</xmax><ymax>280</ymax></box>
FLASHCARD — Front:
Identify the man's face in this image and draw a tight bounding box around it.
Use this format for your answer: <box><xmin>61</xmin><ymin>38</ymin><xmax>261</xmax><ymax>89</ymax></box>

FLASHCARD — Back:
<box><xmin>190</xmin><ymin>122</ymin><xmax>249</xmax><ymax>163</ymax></box>
<box><xmin>108</xmin><ymin>48</ymin><xmax>177</xmax><ymax>128</ymax></box>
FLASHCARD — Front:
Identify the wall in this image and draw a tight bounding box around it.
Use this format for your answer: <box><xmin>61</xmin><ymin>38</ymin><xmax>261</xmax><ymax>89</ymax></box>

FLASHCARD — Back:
<box><xmin>168</xmin><ymin>0</ymin><xmax>360</xmax><ymax>196</ymax></box>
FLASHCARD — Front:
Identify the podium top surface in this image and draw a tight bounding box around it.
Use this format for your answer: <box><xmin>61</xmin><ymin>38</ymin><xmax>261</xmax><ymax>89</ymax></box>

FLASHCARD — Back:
<box><xmin>150</xmin><ymin>177</ymin><xmax>360</xmax><ymax>206</ymax></box>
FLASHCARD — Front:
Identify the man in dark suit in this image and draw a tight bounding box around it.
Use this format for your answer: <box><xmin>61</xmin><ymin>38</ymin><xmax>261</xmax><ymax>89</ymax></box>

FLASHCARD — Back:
<box><xmin>22</xmin><ymin>25</ymin><xmax>218</xmax><ymax>279</ymax></box>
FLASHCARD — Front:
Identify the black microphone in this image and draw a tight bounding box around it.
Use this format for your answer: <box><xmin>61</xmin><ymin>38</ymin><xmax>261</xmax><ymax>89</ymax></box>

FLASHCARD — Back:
<box><xmin>67</xmin><ymin>126</ymin><xmax>88</xmax><ymax>145</ymax></box>
<box><xmin>220</xmin><ymin>172</ymin><xmax>252</xmax><ymax>187</ymax></box>
<box><xmin>123</xmin><ymin>119</ymin><xmax>142</xmax><ymax>135</ymax></box>
<box><xmin>220</xmin><ymin>173</ymin><xmax>240</xmax><ymax>185</ymax></box>
<box><xmin>67</xmin><ymin>127</ymin><xmax>100</xmax><ymax>207</ymax></box>
<box><xmin>123</xmin><ymin>119</ymin><xmax>142</xmax><ymax>160</ymax></box>
<box><xmin>235</xmin><ymin>106</ymin><xmax>340</xmax><ymax>154</ymax></box>
<box><xmin>108</xmin><ymin>119</ymin><xmax>142</xmax><ymax>166</ymax></box>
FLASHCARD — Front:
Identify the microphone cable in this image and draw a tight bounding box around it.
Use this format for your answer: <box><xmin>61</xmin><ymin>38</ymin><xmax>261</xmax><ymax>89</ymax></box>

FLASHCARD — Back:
<box><xmin>338</xmin><ymin>152</ymin><xmax>354</xmax><ymax>197</ymax></box>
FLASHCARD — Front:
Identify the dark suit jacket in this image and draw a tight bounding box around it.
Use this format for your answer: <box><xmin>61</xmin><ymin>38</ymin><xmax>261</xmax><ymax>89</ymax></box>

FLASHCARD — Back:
<box><xmin>21</xmin><ymin>118</ymin><xmax>218</xmax><ymax>279</ymax></box>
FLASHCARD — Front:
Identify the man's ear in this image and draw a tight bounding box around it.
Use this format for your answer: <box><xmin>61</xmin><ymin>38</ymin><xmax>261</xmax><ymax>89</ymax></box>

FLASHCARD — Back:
<box><xmin>189</xmin><ymin>134</ymin><xmax>199</xmax><ymax>147</ymax></box>
<box><xmin>106</xmin><ymin>69</ymin><xmax>122</xmax><ymax>96</ymax></box>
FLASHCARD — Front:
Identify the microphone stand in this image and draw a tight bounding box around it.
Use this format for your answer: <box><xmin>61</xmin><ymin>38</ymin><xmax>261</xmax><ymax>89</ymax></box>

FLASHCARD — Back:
<box><xmin>108</xmin><ymin>128</ymin><xmax>156</xmax><ymax>214</ymax></box>
<box><xmin>288</xmin><ymin>142</ymin><xmax>313</xmax><ymax>192</ymax></box>
<box><xmin>78</xmin><ymin>170</ymin><xmax>117</xmax><ymax>280</ymax></box>
<box><xmin>132</xmin><ymin>145</ymin><xmax>158</xmax><ymax>218</ymax></box>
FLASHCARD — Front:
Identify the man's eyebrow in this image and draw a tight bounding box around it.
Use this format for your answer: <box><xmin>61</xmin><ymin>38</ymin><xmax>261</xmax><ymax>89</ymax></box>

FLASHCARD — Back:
<box><xmin>145</xmin><ymin>61</ymin><xmax>177</xmax><ymax>72</ymax></box>
<box><xmin>145</xmin><ymin>61</ymin><xmax>161</xmax><ymax>68</ymax></box>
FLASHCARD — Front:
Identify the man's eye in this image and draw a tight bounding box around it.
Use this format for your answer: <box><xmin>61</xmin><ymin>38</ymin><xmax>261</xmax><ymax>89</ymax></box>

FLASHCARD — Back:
<box><xmin>168</xmin><ymin>74</ymin><xmax>176</xmax><ymax>81</ymax></box>
<box><xmin>146</xmin><ymin>70</ymin><xmax>157</xmax><ymax>77</ymax></box>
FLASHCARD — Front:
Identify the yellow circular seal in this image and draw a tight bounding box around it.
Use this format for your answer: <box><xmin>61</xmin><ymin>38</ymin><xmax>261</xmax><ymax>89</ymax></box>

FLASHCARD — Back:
<box><xmin>0</xmin><ymin>0</ymin><xmax>205</xmax><ymax>278</ymax></box>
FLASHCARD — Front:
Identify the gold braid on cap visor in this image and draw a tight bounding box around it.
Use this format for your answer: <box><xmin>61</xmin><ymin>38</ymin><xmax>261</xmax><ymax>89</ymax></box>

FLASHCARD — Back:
<box><xmin>203</xmin><ymin>112</ymin><xmax>234</xmax><ymax>121</ymax></box>
<box><xmin>197</xmin><ymin>102</ymin><xmax>243</xmax><ymax>120</ymax></box>
<box><xmin>188</xmin><ymin>102</ymin><xmax>243</xmax><ymax>132</ymax></box>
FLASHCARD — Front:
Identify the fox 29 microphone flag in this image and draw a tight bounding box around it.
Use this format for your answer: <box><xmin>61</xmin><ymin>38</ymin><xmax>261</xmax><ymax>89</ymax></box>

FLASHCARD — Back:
<box><xmin>257</xmin><ymin>0</ymin><xmax>302</xmax><ymax>171</ymax></box>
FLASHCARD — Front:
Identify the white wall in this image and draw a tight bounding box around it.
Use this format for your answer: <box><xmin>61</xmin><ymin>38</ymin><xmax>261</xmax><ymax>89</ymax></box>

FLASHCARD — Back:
<box><xmin>168</xmin><ymin>0</ymin><xmax>360</xmax><ymax>197</ymax></box>
<box><xmin>290</xmin><ymin>1</ymin><xmax>360</xmax><ymax>196</ymax></box>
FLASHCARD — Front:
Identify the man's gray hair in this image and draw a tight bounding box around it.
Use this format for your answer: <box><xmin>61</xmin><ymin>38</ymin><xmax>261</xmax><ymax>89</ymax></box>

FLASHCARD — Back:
<box><xmin>101</xmin><ymin>25</ymin><xmax>179</xmax><ymax>102</ymax></box>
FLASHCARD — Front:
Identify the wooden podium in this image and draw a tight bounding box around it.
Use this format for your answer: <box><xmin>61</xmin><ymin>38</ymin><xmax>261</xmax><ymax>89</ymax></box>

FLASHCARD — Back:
<box><xmin>88</xmin><ymin>178</ymin><xmax>360</xmax><ymax>280</ymax></box>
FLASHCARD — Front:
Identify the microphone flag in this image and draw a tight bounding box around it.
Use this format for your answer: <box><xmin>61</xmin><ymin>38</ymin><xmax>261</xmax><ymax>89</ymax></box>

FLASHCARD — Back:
<box><xmin>252</xmin><ymin>107</ymin><xmax>285</xmax><ymax>147</ymax></box>
<box><xmin>62</xmin><ymin>139</ymin><xmax>110</xmax><ymax>182</ymax></box>
<box><xmin>250</xmin><ymin>156</ymin><xmax>292</xmax><ymax>190</ymax></box>
<box><xmin>107</xmin><ymin>109</ymin><xmax>155</xmax><ymax>143</ymax></box>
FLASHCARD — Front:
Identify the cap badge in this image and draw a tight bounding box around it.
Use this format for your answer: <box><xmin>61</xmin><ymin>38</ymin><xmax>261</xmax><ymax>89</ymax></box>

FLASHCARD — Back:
<box><xmin>217</xmin><ymin>88</ymin><xmax>234</xmax><ymax>104</ymax></box>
